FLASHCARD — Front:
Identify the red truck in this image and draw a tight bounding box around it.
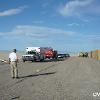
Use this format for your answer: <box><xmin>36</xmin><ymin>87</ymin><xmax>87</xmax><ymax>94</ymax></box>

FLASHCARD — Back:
<box><xmin>22</xmin><ymin>47</ymin><xmax>57</xmax><ymax>62</ymax></box>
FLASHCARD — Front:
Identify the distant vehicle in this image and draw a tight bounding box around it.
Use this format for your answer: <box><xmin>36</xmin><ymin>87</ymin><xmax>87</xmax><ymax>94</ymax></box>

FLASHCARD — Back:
<box><xmin>22</xmin><ymin>47</ymin><xmax>58</xmax><ymax>62</ymax></box>
<box><xmin>79</xmin><ymin>52</ymin><xmax>84</xmax><ymax>57</ymax></box>
<box><xmin>79</xmin><ymin>52</ymin><xmax>88</xmax><ymax>57</ymax></box>
<box><xmin>65</xmin><ymin>54</ymin><xmax>70</xmax><ymax>57</ymax></box>
<box><xmin>0</xmin><ymin>59</ymin><xmax>7</xmax><ymax>63</ymax></box>
<box><xmin>57</xmin><ymin>53</ymin><xmax>70</xmax><ymax>58</ymax></box>
<box><xmin>84</xmin><ymin>52</ymin><xmax>88</xmax><ymax>57</ymax></box>
<box><xmin>57</xmin><ymin>54</ymin><xmax>65</xmax><ymax>58</ymax></box>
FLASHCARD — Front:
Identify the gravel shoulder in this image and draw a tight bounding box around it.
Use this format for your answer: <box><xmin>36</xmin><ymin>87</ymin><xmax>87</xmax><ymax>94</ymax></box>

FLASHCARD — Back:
<box><xmin>0</xmin><ymin>57</ymin><xmax>100</xmax><ymax>100</ymax></box>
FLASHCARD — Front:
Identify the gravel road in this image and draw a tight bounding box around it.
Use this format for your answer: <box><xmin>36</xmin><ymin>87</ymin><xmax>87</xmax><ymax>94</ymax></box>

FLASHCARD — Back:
<box><xmin>0</xmin><ymin>57</ymin><xmax>100</xmax><ymax>100</ymax></box>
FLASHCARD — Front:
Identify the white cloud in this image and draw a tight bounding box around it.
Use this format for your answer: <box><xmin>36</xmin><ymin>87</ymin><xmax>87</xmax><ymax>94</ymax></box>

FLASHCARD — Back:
<box><xmin>0</xmin><ymin>25</ymin><xmax>75</xmax><ymax>38</ymax></box>
<box><xmin>0</xmin><ymin>6</ymin><xmax>27</xmax><ymax>16</ymax></box>
<box><xmin>58</xmin><ymin>0</ymin><xmax>100</xmax><ymax>17</ymax></box>
<box><xmin>68</xmin><ymin>23</ymin><xmax>80</xmax><ymax>26</ymax></box>
<box><xmin>32</xmin><ymin>20</ymin><xmax>44</xmax><ymax>24</ymax></box>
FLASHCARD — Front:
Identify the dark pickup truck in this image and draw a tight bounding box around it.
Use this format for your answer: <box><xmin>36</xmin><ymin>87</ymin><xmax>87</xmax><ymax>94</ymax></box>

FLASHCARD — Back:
<box><xmin>57</xmin><ymin>54</ymin><xmax>70</xmax><ymax>58</ymax></box>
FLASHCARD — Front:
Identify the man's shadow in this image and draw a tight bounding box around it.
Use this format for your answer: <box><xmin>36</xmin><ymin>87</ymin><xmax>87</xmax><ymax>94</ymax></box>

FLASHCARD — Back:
<box><xmin>20</xmin><ymin>71</ymin><xmax>56</xmax><ymax>78</ymax></box>
<box><xmin>15</xmin><ymin>72</ymin><xmax>56</xmax><ymax>84</ymax></box>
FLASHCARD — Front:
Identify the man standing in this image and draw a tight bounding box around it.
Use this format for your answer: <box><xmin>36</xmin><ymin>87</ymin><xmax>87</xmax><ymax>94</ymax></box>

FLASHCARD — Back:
<box><xmin>9</xmin><ymin>49</ymin><xmax>18</xmax><ymax>79</ymax></box>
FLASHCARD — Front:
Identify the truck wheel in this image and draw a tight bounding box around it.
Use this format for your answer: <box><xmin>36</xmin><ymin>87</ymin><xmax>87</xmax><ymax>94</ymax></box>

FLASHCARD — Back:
<box><xmin>23</xmin><ymin>60</ymin><xmax>25</xmax><ymax>62</ymax></box>
<box><xmin>40</xmin><ymin>59</ymin><xmax>44</xmax><ymax>62</ymax></box>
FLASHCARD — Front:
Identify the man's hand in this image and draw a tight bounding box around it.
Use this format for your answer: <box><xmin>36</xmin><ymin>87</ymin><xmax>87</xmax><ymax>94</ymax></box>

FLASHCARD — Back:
<box><xmin>8</xmin><ymin>58</ymin><xmax>10</xmax><ymax>64</ymax></box>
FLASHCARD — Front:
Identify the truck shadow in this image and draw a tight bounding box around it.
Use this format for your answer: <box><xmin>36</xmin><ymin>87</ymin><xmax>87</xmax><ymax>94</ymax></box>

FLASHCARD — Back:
<box><xmin>39</xmin><ymin>58</ymin><xmax>70</xmax><ymax>62</ymax></box>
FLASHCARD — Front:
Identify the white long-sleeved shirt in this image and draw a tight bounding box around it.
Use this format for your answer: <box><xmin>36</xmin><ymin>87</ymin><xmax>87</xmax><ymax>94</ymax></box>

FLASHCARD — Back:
<box><xmin>9</xmin><ymin>52</ymin><xmax>17</xmax><ymax>62</ymax></box>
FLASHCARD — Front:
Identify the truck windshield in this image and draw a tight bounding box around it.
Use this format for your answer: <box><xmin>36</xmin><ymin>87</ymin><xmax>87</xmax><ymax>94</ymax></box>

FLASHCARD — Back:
<box><xmin>26</xmin><ymin>51</ymin><xmax>37</xmax><ymax>54</ymax></box>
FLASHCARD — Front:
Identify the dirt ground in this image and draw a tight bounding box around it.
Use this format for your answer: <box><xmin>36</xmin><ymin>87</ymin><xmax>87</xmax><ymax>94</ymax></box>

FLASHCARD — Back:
<box><xmin>0</xmin><ymin>51</ymin><xmax>24</xmax><ymax>61</ymax></box>
<box><xmin>0</xmin><ymin>52</ymin><xmax>100</xmax><ymax>100</ymax></box>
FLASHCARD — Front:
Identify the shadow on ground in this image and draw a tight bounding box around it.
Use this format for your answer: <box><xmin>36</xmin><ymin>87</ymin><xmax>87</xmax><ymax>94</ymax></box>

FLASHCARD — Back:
<box><xmin>20</xmin><ymin>71</ymin><xmax>56</xmax><ymax>78</ymax></box>
<box><xmin>15</xmin><ymin>72</ymin><xmax>56</xmax><ymax>84</ymax></box>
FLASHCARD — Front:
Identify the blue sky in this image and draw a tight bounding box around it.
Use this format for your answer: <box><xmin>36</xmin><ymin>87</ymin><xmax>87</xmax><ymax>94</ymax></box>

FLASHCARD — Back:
<box><xmin>0</xmin><ymin>0</ymin><xmax>100</xmax><ymax>53</ymax></box>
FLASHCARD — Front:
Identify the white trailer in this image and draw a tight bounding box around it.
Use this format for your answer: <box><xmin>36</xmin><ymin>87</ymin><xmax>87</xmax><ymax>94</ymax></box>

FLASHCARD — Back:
<box><xmin>26</xmin><ymin>47</ymin><xmax>40</xmax><ymax>53</ymax></box>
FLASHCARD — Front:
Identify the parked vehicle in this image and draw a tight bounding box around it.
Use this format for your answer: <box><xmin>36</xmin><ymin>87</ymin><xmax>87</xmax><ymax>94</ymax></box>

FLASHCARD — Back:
<box><xmin>57</xmin><ymin>53</ymin><xmax>70</xmax><ymax>59</ymax></box>
<box><xmin>22</xmin><ymin>47</ymin><xmax>58</xmax><ymax>62</ymax></box>
<box><xmin>57</xmin><ymin>54</ymin><xmax>65</xmax><ymax>58</ymax></box>
<box><xmin>22</xmin><ymin>54</ymin><xmax>35</xmax><ymax>62</ymax></box>
<box><xmin>65</xmin><ymin>54</ymin><xmax>70</xmax><ymax>57</ymax></box>
<box><xmin>79</xmin><ymin>52</ymin><xmax>88</xmax><ymax>57</ymax></box>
